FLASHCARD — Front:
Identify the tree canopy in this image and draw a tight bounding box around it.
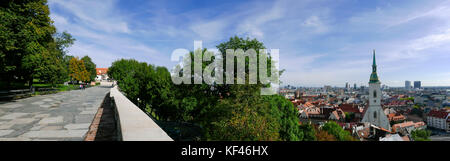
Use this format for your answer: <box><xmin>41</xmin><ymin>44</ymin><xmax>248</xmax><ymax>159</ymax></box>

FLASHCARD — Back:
<box><xmin>411</xmin><ymin>129</ymin><xmax>431</xmax><ymax>141</ymax></box>
<box><xmin>0</xmin><ymin>0</ymin><xmax>83</xmax><ymax>88</ymax></box>
<box><xmin>69</xmin><ymin>57</ymin><xmax>90</xmax><ymax>83</ymax></box>
<box><xmin>81</xmin><ymin>56</ymin><xmax>97</xmax><ymax>81</ymax></box>
<box><xmin>321</xmin><ymin>121</ymin><xmax>356</xmax><ymax>141</ymax></box>
<box><xmin>109</xmin><ymin>36</ymin><xmax>313</xmax><ymax>141</ymax></box>
<box><xmin>1</xmin><ymin>0</ymin><xmax>55</xmax><ymax>86</ymax></box>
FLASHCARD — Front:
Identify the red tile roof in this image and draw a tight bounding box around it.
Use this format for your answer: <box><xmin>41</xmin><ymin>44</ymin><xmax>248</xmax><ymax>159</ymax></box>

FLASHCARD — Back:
<box><xmin>338</xmin><ymin>104</ymin><xmax>362</xmax><ymax>113</ymax></box>
<box><xmin>388</xmin><ymin>113</ymin><xmax>406</xmax><ymax>121</ymax></box>
<box><xmin>392</xmin><ymin>121</ymin><xmax>426</xmax><ymax>133</ymax></box>
<box><xmin>96</xmin><ymin>68</ymin><xmax>108</xmax><ymax>75</ymax></box>
<box><xmin>427</xmin><ymin>110</ymin><xmax>449</xmax><ymax>119</ymax></box>
<box><xmin>385</xmin><ymin>100</ymin><xmax>409</xmax><ymax>106</ymax></box>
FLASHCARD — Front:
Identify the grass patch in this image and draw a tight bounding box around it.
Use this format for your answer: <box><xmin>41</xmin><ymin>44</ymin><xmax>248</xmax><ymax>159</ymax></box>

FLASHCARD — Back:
<box><xmin>56</xmin><ymin>84</ymin><xmax>79</xmax><ymax>91</ymax></box>
<box><xmin>1</xmin><ymin>80</ymin><xmax>97</xmax><ymax>100</ymax></box>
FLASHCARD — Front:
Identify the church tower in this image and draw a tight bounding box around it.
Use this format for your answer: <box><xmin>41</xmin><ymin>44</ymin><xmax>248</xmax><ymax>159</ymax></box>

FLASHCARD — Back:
<box><xmin>361</xmin><ymin>50</ymin><xmax>391</xmax><ymax>131</ymax></box>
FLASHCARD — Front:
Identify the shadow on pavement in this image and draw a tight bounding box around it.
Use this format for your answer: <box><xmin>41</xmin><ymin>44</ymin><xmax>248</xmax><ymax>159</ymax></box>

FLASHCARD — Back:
<box><xmin>94</xmin><ymin>92</ymin><xmax>119</xmax><ymax>141</ymax></box>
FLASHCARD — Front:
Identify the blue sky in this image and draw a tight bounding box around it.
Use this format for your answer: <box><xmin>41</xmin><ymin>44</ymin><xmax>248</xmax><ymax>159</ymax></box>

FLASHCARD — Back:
<box><xmin>48</xmin><ymin>0</ymin><xmax>450</xmax><ymax>87</ymax></box>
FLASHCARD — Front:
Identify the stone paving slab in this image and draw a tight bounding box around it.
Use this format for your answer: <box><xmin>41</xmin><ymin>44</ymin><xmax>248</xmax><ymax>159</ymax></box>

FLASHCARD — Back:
<box><xmin>21</xmin><ymin>130</ymin><xmax>88</xmax><ymax>138</ymax></box>
<box><xmin>0</xmin><ymin>113</ymin><xmax>30</xmax><ymax>120</ymax></box>
<box><xmin>0</xmin><ymin>130</ymin><xmax>14</xmax><ymax>137</ymax></box>
<box><xmin>0</xmin><ymin>137</ymin><xmax>32</xmax><ymax>141</ymax></box>
<box><xmin>0</xmin><ymin>123</ymin><xmax>15</xmax><ymax>130</ymax></box>
<box><xmin>1</xmin><ymin>104</ymin><xmax>24</xmax><ymax>109</ymax></box>
<box><xmin>64</xmin><ymin>123</ymin><xmax>91</xmax><ymax>130</ymax></box>
<box><xmin>39</xmin><ymin>116</ymin><xmax>63</xmax><ymax>125</ymax></box>
<box><xmin>9</xmin><ymin>118</ymin><xmax>36</xmax><ymax>125</ymax></box>
<box><xmin>0</xmin><ymin>86</ymin><xmax>110</xmax><ymax>141</ymax></box>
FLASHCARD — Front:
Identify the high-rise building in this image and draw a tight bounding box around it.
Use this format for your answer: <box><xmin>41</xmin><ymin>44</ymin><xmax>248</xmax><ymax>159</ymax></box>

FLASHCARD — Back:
<box><xmin>324</xmin><ymin>85</ymin><xmax>332</xmax><ymax>92</ymax></box>
<box><xmin>405</xmin><ymin>80</ymin><xmax>411</xmax><ymax>90</ymax></box>
<box><xmin>414</xmin><ymin>81</ymin><xmax>421</xmax><ymax>89</ymax></box>
<box><xmin>354</xmin><ymin>83</ymin><xmax>357</xmax><ymax>90</ymax></box>
<box><xmin>360</xmin><ymin>85</ymin><xmax>365</xmax><ymax>92</ymax></box>
<box><xmin>361</xmin><ymin>50</ymin><xmax>391</xmax><ymax>131</ymax></box>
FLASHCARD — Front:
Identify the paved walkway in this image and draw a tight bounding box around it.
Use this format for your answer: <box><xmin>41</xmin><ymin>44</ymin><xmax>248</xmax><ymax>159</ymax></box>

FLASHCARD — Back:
<box><xmin>430</xmin><ymin>135</ymin><xmax>450</xmax><ymax>141</ymax></box>
<box><xmin>0</xmin><ymin>85</ymin><xmax>111</xmax><ymax>141</ymax></box>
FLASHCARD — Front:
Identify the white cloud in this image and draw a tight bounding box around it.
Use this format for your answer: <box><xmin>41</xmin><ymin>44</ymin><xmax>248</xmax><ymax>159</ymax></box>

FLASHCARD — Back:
<box><xmin>47</xmin><ymin>0</ymin><xmax>450</xmax><ymax>86</ymax></box>
<box><xmin>48</xmin><ymin>0</ymin><xmax>165</xmax><ymax>68</ymax></box>
<box><xmin>386</xmin><ymin>3</ymin><xmax>450</xmax><ymax>29</ymax></box>
<box><xmin>49</xmin><ymin>0</ymin><xmax>130</xmax><ymax>33</ymax></box>
<box><xmin>235</xmin><ymin>0</ymin><xmax>287</xmax><ymax>39</ymax></box>
<box><xmin>302</xmin><ymin>16</ymin><xmax>328</xmax><ymax>34</ymax></box>
<box><xmin>190</xmin><ymin>20</ymin><xmax>228</xmax><ymax>41</ymax></box>
<box><xmin>50</xmin><ymin>13</ymin><xmax>68</xmax><ymax>26</ymax></box>
<box><xmin>409</xmin><ymin>29</ymin><xmax>450</xmax><ymax>51</ymax></box>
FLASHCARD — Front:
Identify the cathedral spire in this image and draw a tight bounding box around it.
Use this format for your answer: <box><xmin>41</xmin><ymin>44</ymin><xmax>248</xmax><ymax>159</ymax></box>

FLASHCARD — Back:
<box><xmin>373</xmin><ymin>50</ymin><xmax>376</xmax><ymax>69</ymax></box>
<box><xmin>369</xmin><ymin>50</ymin><xmax>380</xmax><ymax>83</ymax></box>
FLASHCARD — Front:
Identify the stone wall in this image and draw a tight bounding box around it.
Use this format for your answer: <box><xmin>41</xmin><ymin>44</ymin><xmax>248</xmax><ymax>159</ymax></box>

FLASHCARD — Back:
<box><xmin>110</xmin><ymin>86</ymin><xmax>173</xmax><ymax>141</ymax></box>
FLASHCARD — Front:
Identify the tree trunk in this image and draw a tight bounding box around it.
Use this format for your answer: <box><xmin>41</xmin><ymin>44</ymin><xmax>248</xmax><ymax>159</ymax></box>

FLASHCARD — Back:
<box><xmin>29</xmin><ymin>77</ymin><xmax>34</xmax><ymax>93</ymax></box>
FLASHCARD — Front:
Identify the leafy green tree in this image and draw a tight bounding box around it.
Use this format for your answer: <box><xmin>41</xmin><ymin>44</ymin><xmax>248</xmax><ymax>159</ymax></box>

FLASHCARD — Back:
<box><xmin>299</xmin><ymin>123</ymin><xmax>317</xmax><ymax>141</ymax></box>
<box><xmin>200</xmin><ymin>36</ymin><xmax>288</xmax><ymax>140</ymax></box>
<box><xmin>400</xmin><ymin>97</ymin><xmax>414</xmax><ymax>101</ymax></box>
<box><xmin>109</xmin><ymin>36</ymin><xmax>314</xmax><ymax>141</ymax></box>
<box><xmin>180</xmin><ymin>97</ymin><xmax>197</xmax><ymax>121</ymax></box>
<box><xmin>215</xmin><ymin>36</ymin><xmax>272</xmax><ymax>98</ymax></box>
<box><xmin>315</xmin><ymin>129</ymin><xmax>337</xmax><ymax>141</ymax></box>
<box><xmin>108</xmin><ymin>59</ymin><xmax>176</xmax><ymax>117</ymax></box>
<box><xmin>108</xmin><ymin>59</ymin><xmax>142</xmax><ymax>104</ymax></box>
<box><xmin>411</xmin><ymin>129</ymin><xmax>431</xmax><ymax>141</ymax></box>
<box><xmin>321</xmin><ymin>121</ymin><xmax>355</xmax><ymax>141</ymax></box>
<box><xmin>0</xmin><ymin>0</ymin><xmax>56</xmax><ymax>88</ymax></box>
<box><xmin>207</xmin><ymin>96</ymin><xmax>280</xmax><ymax>141</ymax></box>
<box><xmin>54</xmin><ymin>32</ymin><xmax>75</xmax><ymax>56</ymax></box>
<box><xmin>64</xmin><ymin>55</ymin><xmax>75</xmax><ymax>72</ymax></box>
<box><xmin>265</xmin><ymin>95</ymin><xmax>304</xmax><ymax>141</ymax></box>
<box><xmin>146</xmin><ymin>66</ymin><xmax>177</xmax><ymax>120</ymax></box>
<box><xmin>108</xmin><ymin>59</ymin><xmax>140</xmax><ymax>84</ymax></box>
<box><xmin>0</xmin><ymin>1</ymin><xmax>76</xmax><ymax>88</ymax></box>
<box><xmin>345</xmin><ymin>112</ymin><xmax>355</xmax><ymax>122</ymax></box>
<box><xmin>81</xmin><ymin>56</ymin><xmax>96</xmax><ymax>82</ymax></box>
<box><xmin>68</xmin><ymin>57</ymin><xmax>90</xmax><ymax>83</ymax></box>
<box><xmin>52</xmin><ymin>32</ymin><xmax>75</xmax><ymax>83</ymax></box>
<box><xmin>34</xmin><ymin>44</ymin><xmax>65</xmax><ymax>87</ymax></box>
<box><xmin>35</xmin><ymin>32</ymin><xmax>75</xmax><ymax>86</ymax></box>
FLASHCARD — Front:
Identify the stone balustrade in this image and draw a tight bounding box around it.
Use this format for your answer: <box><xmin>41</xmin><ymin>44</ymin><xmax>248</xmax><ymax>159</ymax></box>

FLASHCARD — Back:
<box><xmin>110</xmin><ymin>86</ymin><xmax>173</xmax><ymax>141</ymax></box>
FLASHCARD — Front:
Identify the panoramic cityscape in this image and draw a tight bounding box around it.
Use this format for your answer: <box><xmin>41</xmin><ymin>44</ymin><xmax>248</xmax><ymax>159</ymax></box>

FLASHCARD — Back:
<box><xmin>280</xmin><ymin>51</ymin><xmax>450</xmax><ymax>141</ymax></box>
<box><xmin>1</xmin><ymin>0</ymin><xmax>450</xmax><ymax>148</ymax></box>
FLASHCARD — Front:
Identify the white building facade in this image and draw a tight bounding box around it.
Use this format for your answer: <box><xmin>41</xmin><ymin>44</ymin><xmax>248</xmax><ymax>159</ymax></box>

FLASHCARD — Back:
<box><xmin>426</xmin><ymin>110</ymin><xmax>449</xmax><ymax>132</ymax></box>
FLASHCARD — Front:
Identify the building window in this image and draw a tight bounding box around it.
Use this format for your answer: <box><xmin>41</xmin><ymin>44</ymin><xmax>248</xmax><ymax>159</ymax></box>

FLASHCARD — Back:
<box><xmin>373</xmin><ymin>91</ymin><xmax>377</xmax><ymax>98</ymax></box>
<box><xmin>374</xmin><ymin>111</ymin><xmax>377</xmax><ymax>119</ymax></box>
